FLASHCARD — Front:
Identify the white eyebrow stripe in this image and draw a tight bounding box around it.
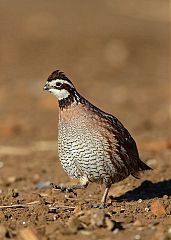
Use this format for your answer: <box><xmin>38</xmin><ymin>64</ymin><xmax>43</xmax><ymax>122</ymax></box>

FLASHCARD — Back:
<box><xmin>51</xmin><ymin>79</ymin><xmax>74</xmax><ymax>88</ymax></box>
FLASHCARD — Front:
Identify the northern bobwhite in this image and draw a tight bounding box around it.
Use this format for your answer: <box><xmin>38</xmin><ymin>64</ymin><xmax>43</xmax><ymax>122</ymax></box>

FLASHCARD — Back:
<box><xmin>43</xmin><ymin>70</ymin><xmax>151</xmax><ymax>208</ymax></box>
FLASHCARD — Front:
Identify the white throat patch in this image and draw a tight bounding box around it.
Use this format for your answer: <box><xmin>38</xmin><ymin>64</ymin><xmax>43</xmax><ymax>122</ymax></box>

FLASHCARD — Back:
<box><xmin>49</xmin><ymin>88</ymin><xmax>70</xmax><ymax>100</ymax></box>
<box><xmin>47</xmin><ymin>79</ymin><xmax>74</xmax><ymax>100</ymax></box>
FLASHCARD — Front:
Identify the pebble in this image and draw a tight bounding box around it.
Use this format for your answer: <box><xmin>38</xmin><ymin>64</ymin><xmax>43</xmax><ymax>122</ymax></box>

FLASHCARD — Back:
<box><xmin>134</xmin><ymin>234</ymin><xmax>141</xmax><ymax>240</ymax></box>
<box><xmin>48</xmin><ymin>207</ymin><xmax>57</xmax><ymax>213</ymax></box>
<box><xmin>113</xmin><ymin>228</ymin><xmax>119</xmax><ymax>234</ymax></box>
<box><xmin>145</xmin><ymin>207</ymin><xmax>150</xmax><ymax>212</ymax></box>
<box><xmin>53</xmin><ymin>214</ymin><xmax>58</xmax><ymax>221</ymax></box>
<box><xmin>168</xmin><ymin>227</ymin><xmax>171</xmax><ymax>235</ymax></box>
<box><xmin>39</xmin><ymin>193</ymin><xmax>48</xmax><ymax>197</ymax></box>
<box><xmin>137</xmin><ymin>199</ymin><xmax>143</xmax><ymax>203</ymax></box>
<box><xmin>151</xmin><ymin>200</ymin><xmax>166</xmax><ymax>216</ymax></box>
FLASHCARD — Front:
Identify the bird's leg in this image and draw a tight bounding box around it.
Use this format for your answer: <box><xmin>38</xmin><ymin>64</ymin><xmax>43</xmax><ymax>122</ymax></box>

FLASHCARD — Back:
<box><xmin>99</xmin><ymin>186</ymin><xmax>110</xmax><ymax>209</ymax></box>
<box><xmin>51</xmin><ymin>176</ymin><xmax>89</xmax><ymax>194</ymax></box>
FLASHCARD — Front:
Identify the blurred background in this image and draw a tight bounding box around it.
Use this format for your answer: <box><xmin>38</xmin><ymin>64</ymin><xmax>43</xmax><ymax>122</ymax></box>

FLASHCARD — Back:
<box><xmin>0</xmin><ymin>0</ymin><xmax>169</xmax><ymax>147</ymax></box>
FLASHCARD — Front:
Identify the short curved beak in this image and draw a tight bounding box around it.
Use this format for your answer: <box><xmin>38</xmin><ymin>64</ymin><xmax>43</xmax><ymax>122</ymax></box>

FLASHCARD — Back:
<box><xmin>43</xmin><ymin>83</ymin><xmax>49</xmax><ymax>91</ymax></box>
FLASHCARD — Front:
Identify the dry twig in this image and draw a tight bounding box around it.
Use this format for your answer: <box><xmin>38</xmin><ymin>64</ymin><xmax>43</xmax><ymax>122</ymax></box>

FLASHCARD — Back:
<box><xmin>0</xmin><ymin>201</ymin><xmax>40</xmax><ymax>209</ymax></box>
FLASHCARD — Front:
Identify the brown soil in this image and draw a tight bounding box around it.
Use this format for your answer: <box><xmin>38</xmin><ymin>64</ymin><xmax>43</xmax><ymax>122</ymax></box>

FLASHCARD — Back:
<box><xmin>0</xmin><ymin>1</ymin><xmax>170</xmax><ymax>240</ymax></box>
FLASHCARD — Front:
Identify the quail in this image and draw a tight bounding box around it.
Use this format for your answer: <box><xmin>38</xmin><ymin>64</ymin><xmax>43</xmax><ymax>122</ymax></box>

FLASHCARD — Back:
<box><xmin>43</xmin><ymin>70</ymin><xmax>151</xmax><ymax>208</ymax></box>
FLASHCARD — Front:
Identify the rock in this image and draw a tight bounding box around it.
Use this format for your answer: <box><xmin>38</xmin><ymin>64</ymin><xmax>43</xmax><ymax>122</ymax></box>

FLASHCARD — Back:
<box><xmin>151</xmin><ymin>200</ymin><xmax>166</xmax><ymax>216</ymax></box>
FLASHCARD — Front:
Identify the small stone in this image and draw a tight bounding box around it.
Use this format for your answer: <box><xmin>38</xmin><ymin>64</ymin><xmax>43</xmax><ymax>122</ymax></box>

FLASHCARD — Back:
<box><xmin>145</xmin><ymin>207</ymin><xmax>150</xmax><ymax>212</ymax></box>
<box><xmin>168</xmin><ymin>227</ymin><xmax>171</xmax><ymax>235</ymax></box>
<box><xmin>137</xmin><ymin>199</ymin><xmax>142</xmax><ymax>203</ymax></box>
<box><xmin>113</xmin><ymin>228</ymin><xmax>119</xmax><ymax>234</ymax></box>
<box><xmin>39</xmin><ymin>193</ymin><xmax>48</xmax><ymax>197</ymax></box>
<box><xmin>120</xmin><ymin>207</ymin><xmax>125</xmax><ymax>213</ymax></box>
<box><xmin>48</xmin><ymin>207</ymin><xmax>57</xmax><ymax>213</ymax></box>
<box><xmin>151</xmin><ymin>200</ymin><xmax>166</xmax><ymax>216</ymax></box>
<box><xmin>134</xmin><ymin>234</ymin><xmax>141</xmax><ymax>240</ymax></box>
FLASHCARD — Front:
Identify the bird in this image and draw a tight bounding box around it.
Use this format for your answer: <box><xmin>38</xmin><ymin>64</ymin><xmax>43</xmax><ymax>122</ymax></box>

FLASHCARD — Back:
<box><xmin>43</xmin><ymin>70</ymin><xmax>151</xmax><ymax>208</ymax></box>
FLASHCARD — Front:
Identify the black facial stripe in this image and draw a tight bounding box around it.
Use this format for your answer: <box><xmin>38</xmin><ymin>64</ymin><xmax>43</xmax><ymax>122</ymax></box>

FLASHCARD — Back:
<box><xmin>53</xmin><ymin>83</ymin><xmax>74</xmax><ymax>92</ymax></box>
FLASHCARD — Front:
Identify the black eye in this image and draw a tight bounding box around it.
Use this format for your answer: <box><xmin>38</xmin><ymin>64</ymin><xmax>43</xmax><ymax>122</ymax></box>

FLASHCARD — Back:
<box><xmin>56</xmin><ymin>82</ymin><xmax>62</xmax><ymax>87</ymax></box>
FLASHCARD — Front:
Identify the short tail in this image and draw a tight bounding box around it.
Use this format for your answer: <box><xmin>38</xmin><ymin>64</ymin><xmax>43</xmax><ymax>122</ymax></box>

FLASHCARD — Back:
<box><xmin>138</xmin><ymin>159</ymin><xmax>152</xmax><ymax>171</ymax></box>
<box><xmin>131</xmin><ymin>159</ymin><xmax>152</xmax><ymax>179</ymax></box>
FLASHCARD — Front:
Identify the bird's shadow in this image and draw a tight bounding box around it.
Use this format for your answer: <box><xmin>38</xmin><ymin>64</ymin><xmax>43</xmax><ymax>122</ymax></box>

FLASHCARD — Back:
<box><xmin>111</xmin><ymin>179</ymin><xmax>171</xmax><ymax>202</ymax></box>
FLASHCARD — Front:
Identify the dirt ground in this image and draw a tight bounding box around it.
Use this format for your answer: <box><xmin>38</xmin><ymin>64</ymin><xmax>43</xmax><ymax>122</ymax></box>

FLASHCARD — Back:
<box><xmin>0</xmin><ymin>1</ymin><xmax>170</xmax><ymax>240</ymax></box>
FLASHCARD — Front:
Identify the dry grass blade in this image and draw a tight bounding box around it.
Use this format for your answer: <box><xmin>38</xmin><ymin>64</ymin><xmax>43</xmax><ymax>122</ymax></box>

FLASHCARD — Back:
<box><xmin>0</xmin><ymin>201</ymin><xmax>40</xmax><ymax>209</ymax></box>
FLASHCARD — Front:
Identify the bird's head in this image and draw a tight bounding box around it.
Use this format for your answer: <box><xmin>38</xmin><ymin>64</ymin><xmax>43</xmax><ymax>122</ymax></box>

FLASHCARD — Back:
<box><xmin>43</xmin><ymin>70</ymin><xmax>81</xmax><ymax>108</ymax></box>
<box><xmin>43</xmin><ymin>70</ymin><xmax>77</xmax><ymax>100</ymax></box>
